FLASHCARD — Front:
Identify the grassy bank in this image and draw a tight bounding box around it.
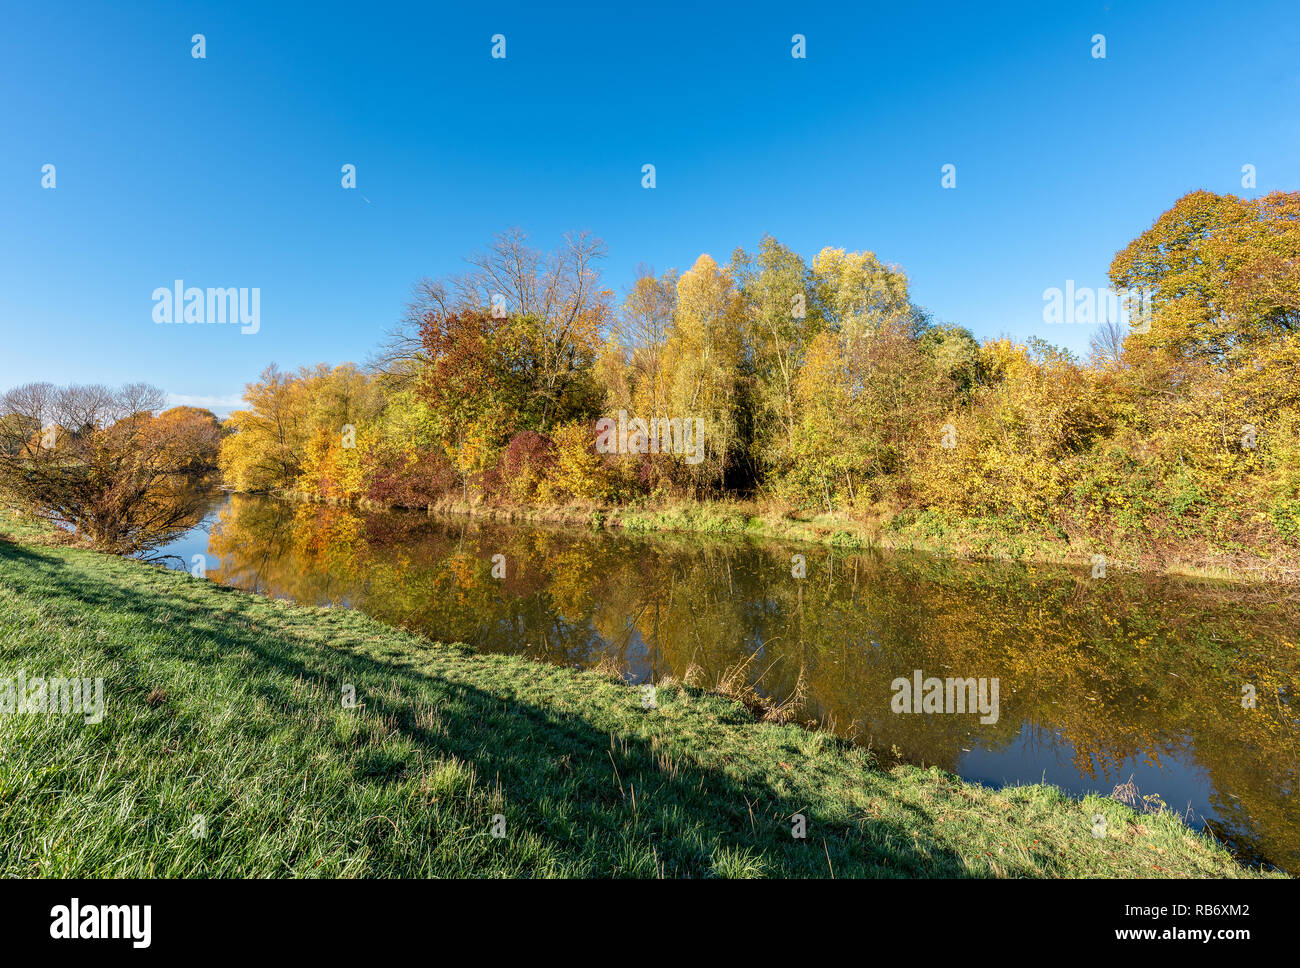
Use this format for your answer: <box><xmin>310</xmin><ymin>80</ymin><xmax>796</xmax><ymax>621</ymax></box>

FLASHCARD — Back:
<box><xmin>0</xmin><ymin>525</ymin><xmax>1278</xmax><ymax>877</ymax></box>
<box><xmin>276</xmin><ymin>488</ymin><xmax>1297</xmax><ymax>585</ymax></box>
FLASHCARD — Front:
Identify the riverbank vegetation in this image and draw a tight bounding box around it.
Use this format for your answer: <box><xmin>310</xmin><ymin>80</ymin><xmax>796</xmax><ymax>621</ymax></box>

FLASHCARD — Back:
<box><xmin>214</xmin><ymin>190</ymin><xmax>1300</xmax><ymax>579</ymax></box>
<box><xmin>0</xmin><ymin>383</ymin><xmax>222</xmax><ymax>554</ymax></box>
<box><xmin>0</xmin><ymin>523</ymin><xmax>1277</xmax><ymax>878</ymax></box>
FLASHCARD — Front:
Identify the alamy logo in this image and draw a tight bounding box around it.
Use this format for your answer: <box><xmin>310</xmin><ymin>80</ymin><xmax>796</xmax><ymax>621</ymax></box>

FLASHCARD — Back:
<box><xmin>891</xmin><ymin>669</ymin><xmax>999</xmax><ymax>724</ymax></box>
<box><xmin>1042</xmin><ymin>282</ymin><xmax>1152</xmax><ymax>331</ymax></box>
<box><xmin>50</xmin><ymin>898</ymin><xmax>151</xmax><ymax>948</ymax></box>
<box><xmin>0</xmin><ymin>670</ymin><xmax>104</xmax><ymax>724</ymax></box>
<box><xmin>152</xmin><ymin>280</ymin><xmax>260</xmax><ymax>334</ymax></box>
<box><xmin>595</xmin><ymin>411</ymin><xmax>704</xmax><ymax>465</ymax></box>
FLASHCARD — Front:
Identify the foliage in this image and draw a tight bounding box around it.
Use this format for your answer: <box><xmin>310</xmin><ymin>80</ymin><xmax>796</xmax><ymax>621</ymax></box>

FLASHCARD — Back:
<box><xmin>0</xmin><ymin>382</ymin><xmax>221</xmax><ymax>553</ymax></box>
<box><xmin>488</xmin><ymin>431</ymin><xmax>557</xmax><ymax>504</ymax></box>
<box><xmin>539</xmin><ymin>421</ymin><xmax>624</xmax><ymax>503</ymax></box>
<box><xmin>198</xmin><ymin>200</ymin><xmax>1300</xmax><ymax>568</ymax></box>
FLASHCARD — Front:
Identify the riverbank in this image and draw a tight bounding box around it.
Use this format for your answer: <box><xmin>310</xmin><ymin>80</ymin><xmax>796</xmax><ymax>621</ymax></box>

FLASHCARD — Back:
<box><xmin>0</xmin><ymin>522</ymin><xmax>1277</xmax><ymax>877</ymax></box>
<box><xmin>272</xmin><ymin>489</ymin><xmax>1300</xmax><ymax>585</ymax></box>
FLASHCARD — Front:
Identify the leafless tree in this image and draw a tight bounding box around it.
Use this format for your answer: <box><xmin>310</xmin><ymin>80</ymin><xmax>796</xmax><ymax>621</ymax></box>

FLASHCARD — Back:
<box><xmin>1089</xmin><ymin>319</ymin><xmax>1129</xmax><ymax>370</ymax></box>
<box><xmin>370</xmin><ymin>277</ymin><xmax>459</xmax><ymax>380</ymax></box>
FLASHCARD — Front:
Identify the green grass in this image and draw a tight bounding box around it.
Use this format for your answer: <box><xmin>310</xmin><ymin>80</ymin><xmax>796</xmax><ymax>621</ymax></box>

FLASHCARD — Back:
<box><xmin>619</xmin><ymin>502</ymin><xmax>751</xmax><ymax>536</ymax></box>
<box><xmin>0</xmin><ymin>528</ymin><xmax>1278</xmax><ymax>878</ymax></box>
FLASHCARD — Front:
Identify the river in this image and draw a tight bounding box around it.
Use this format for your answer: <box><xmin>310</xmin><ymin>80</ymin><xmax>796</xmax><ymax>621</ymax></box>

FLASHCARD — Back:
<box><xmin>152</xmin><ymin>489</ymin><xmax>1300</xmax><ymax>873</ymax></box>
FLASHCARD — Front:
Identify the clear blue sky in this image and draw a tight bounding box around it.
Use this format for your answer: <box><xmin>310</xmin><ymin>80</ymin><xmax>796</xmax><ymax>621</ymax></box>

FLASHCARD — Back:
<box><xmin>3</xmin><ymin>0</ymin><xmax>1297</xmax><ymax>415</ymax></box>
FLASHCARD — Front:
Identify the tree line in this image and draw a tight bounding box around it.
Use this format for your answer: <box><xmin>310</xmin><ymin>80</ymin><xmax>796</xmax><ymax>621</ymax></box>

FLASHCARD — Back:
<box><xmin>4</xmin><ymin>190</ymin><xmax>1297</xmax><ymax>564</ymax></box>
<box><xmin>217</xmin><ymin>191</ymin><xmax>1300</xmax><ymax>565</ymax></box>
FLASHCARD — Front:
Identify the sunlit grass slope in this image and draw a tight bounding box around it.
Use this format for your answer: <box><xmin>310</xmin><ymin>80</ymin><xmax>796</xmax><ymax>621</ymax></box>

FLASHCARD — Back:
<box><xmin>0</xmin><ymin>528</ymin><xmax>1277</xmax><ymax>878</ymax></box>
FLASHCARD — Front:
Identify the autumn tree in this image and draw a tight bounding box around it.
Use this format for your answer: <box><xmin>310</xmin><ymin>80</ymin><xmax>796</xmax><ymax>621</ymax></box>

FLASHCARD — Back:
<box><xmin>613</xmin><ymin>264</ymin><xmax>678</xmax><ymax>418</ymax></box>
<box><xmin>810</xmin><ymin>246</ymin><xmax>913</xmax><ymax>340</ymax></box>
<box><xmin>218</xmin><ymin>365</ymin><xmax>312</xmax><ymax>491</ymax></box>
<box><xmin>1107</xmin><ymin>190</ymin><xmax>1300</xmax><ymax>538</ymax></box>
<box><xmin>732</xmin><ymin>237</ymin><xmax>821</xmax><ymax>482</ymax></box>
<box><xmin>1110</xmin><ymin>190</ymin><xmax>1300</xmax><ymax>365</ymax></box>
<box><xmin>661</xmin><ymin>254</ymin><xmax>746</xmax><ymax>493</ymax></box>
<box><xmin>416</xmin><ymin>309</ymin><xmax>522</xmax><ymax>499</ymax></box>
<box><xmin>0</xmin><ymin>382</ymin><xmax>220</xmax><ymax>552</ymax></box>
<box><xmin>449</xmin><ymin>229</ymin><xmax>611</xmax><ymax>429</ymax></box>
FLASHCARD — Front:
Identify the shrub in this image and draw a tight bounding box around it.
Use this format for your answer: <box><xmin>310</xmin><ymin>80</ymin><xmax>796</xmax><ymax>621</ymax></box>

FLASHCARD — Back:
<box><xmin>539</xmin><ymin>421</ymin><xmax>623</xmax><ymax>502</ymax></box>
<box><xmin>364</xmin><ymin>447</ymin><xmax>458</xmax><ymax>507</ymax></box>
<box><xmin>489</xmin><ymin>431</ymin><xmax>557</xmax><ymax>504</ymax></box>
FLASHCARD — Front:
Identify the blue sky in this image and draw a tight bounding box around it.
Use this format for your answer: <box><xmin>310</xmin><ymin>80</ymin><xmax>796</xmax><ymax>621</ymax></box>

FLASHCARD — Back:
<box><xmin>3</xmin><ymin>0</ymin><xmax>1297</xmax><ymax>415</ymax></box>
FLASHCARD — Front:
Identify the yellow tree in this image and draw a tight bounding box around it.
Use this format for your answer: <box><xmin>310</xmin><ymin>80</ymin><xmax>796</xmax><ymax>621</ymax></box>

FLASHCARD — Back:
<box><xmin>218</xmin><ymin>365</ymin><xmax>311</xmax><ymax>492</ymax></box>
<box><xmin>663</xmin><ymin>254</ymin><xmax>745</xmax><ymax>493</ymax></box>
<box><xmin>616</xmin><ymin>267</ymin><xmax>678</xmax><ymax>419</ymax></box>
<box><xmin>731</xmin><ymin>237</ymin><xmax>819</xmax><ymax>481</ymax></box>
<box><xmin>1110</xmin><ymin>190</ymin><xmax>1300</xmax><ymax>365</ymax></box>
<box><xmin>1108</xmin><ymin>191</ymin><xmax>1300</xmax><ymax>541</ymax></box>
<box><xmin>810</xmin><ymin>246</ymin><xmax>912</xmax><ymax>341</ymax></box>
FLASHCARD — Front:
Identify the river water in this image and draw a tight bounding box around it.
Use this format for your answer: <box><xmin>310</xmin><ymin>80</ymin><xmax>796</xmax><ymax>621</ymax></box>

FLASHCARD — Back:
<box><xmin>154</xmin><ymin>490</ymin><xmax>1300</xmax><ymax>873</ymax></box>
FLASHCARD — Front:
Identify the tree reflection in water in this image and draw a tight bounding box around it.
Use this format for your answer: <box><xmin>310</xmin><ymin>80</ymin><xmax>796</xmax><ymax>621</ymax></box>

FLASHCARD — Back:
<box><xmin>188</xmin><ymin>493</ymin><xmax>1299</xmax><ymax>873</ymax></box>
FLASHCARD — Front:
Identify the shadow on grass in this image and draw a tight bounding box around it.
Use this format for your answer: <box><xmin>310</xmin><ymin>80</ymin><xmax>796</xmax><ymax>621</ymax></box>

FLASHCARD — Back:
<box><xmin>2</xmin><ymin>541</ymin><xmax>975</xmax><ymax>877</ymax></box>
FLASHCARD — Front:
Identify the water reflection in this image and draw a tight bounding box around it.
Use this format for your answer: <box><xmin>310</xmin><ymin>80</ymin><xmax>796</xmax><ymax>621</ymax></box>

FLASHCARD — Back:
<box><xmin>165</xmin><ymin>492</ymin><xmax>1299</xmax><ymax>872</ymax></box>
<box><xmin>89</xmin><ymin>475</ymin><xmax>223</xmax><ymax>560</ymax></box>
